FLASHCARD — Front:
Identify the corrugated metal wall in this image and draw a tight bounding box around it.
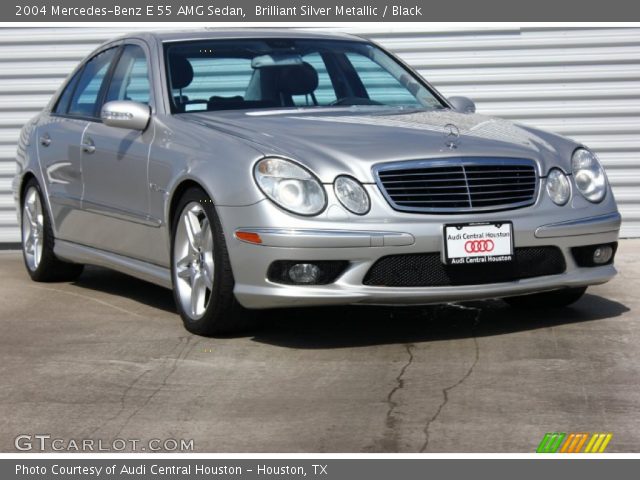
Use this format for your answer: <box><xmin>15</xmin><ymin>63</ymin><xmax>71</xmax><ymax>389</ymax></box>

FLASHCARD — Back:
<box><xmin>1</xmin><ymin>26</ymin><xmax>638</xmax><ymax>242</ymax></box>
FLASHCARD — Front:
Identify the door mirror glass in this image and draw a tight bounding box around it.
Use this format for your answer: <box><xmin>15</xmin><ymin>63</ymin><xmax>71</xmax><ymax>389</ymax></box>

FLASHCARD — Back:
<box><xmin>448</xmin><ymin>96</ymin><xmax>476</xmax><ymax>114</ymax></box>
<box><xmin>101</xmin><ymin>100</ymin><xmax>150</xmax><ymax>131</ymax></box>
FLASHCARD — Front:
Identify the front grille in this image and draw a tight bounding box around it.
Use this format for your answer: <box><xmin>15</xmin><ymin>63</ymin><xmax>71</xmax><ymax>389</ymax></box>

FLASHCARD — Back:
<box><xmin>375</xmin><ymin>158</ymin><xmax>538</xmax><ymax>213</ymax></box>
<box><xmin>363</xmin><ymin>247</ymin><xmax>566</xmax><ymax>287</ymax></box>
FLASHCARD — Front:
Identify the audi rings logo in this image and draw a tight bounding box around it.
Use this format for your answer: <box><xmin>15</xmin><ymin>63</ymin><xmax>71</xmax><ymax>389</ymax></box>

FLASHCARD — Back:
<box><xmin>464</xmin><ymin>239</ymin><xmax>495</xmax><ymax>253</ymax></box>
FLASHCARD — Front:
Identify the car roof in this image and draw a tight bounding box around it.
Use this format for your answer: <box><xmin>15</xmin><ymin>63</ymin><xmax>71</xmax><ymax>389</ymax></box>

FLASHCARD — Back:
<box><xmin>115</xmin><ymin>28</ymin><xmax>366</xmax><ymax>44</ymax></box>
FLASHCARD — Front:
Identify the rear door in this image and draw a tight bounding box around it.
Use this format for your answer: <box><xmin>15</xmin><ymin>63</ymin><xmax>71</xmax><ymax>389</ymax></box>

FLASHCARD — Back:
<box><xmin>36</xmin><ymin>47</ymin><xmax>118</xmax><ymax>242</ymax></box>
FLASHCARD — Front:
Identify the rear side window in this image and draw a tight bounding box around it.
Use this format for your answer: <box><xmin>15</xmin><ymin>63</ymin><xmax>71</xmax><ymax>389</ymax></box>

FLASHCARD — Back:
<box><xmin>54</xmin><ymin>70</ymin><xmax>81</xmax><ymax>115</ymax></box>
<box><xmin>68</xmin><ymin>48</ymin><xmax>118</xmax><ymax>118</ymax></box>
<box><xmin>105</xmin><ymin>44</ymin><xmax>151</xmax><ymax>105</ymax></box>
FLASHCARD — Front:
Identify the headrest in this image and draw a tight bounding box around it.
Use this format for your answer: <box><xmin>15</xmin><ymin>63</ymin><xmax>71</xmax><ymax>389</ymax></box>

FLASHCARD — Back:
<box><xmin>169</xmin><ymin>55</ymin><xmax>193</xmax><ymax>90</ymax></box>
<box><xmin>277</xmin><ymin>62</ymin><xmax>319</xmax><ymax>96</ymax></box>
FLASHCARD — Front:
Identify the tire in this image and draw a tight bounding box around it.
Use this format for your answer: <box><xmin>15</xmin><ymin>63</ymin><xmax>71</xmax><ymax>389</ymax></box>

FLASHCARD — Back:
<box><xmin>21</xmin><ymin>178</ymin><xmax>84</xmax><ymax>282</ymax></box>
<box><xmin>170</xmin><ymin>186</ymin><xmax>253</xmax><ymax>336</ymax></box>
<box><xmin>503</xmin><ymin>287</ymin><xmax>587</xmax><ymax>309</ymax></box>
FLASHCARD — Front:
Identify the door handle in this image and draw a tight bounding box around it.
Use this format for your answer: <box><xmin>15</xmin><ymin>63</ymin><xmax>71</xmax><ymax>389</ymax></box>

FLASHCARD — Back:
<box><xmin>81</xmin><ymin>138</ymin><xmax>95</xmax><ymax>154</ymax></box>
<box><xmin>39</xmin><ymin>135</ymin><xmax>51</xmax><ymax>147</ymax></box>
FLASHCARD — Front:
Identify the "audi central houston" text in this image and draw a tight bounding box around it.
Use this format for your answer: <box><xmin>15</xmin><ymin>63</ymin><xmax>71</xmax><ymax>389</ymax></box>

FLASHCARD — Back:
<box><xmin>447</xmin><ymin>230</ymin><xmax>512</xmax><ymax>264</ymax></box>
<box><xmin>16</xmin><ymin>464</ymin><xmax>326</xmax><ymax>476</ymax></box>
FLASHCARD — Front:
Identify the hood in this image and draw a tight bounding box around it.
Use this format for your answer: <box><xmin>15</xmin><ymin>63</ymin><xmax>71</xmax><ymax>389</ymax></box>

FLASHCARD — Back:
<box><xmin>183</xmin><ymin>108</ymin><xmax>579</xmax><ymax>183</ymax></box>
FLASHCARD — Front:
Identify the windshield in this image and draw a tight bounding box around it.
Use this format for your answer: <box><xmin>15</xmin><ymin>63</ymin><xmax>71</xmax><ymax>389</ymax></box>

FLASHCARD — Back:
<box><xmin>164</xmin><ymin>38</ymin><xmax>446</xmax><ymax>113</ymax></box>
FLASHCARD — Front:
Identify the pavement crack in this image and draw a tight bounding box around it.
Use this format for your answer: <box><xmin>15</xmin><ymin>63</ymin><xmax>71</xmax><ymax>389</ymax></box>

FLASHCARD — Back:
<box><xmin>86</xmin><ymin>336</ymin><xmax>193</xmax><ymax>439</ymax></box>
<box><xmin>113</xmin><ymin>336</ymin><xmax>195</xmax><ymax>438</ymax></box>
<box><xmin>385</xmin><ymin>343</ymin><xmax>415</xmax><ymax>430</ymax></box>
<box><xmin>419</xmin><ymin>304</ymin><xmax>481</xmax><ymax>453</ymax></box>
<box><xmin>85</xmin><ymin>367</ymin><xmax>153</xmax><ymax>438</ymax></box>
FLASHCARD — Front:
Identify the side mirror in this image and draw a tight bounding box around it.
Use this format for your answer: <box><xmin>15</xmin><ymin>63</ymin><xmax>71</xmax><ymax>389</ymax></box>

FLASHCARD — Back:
<box><xmin>101</xmin><ymin>101</ymin><xmax>150</xmax><ymax>131</ymax></box>
<box><xmin>448</xmin><ymin>96</ymin><xmax>476</xmax><ymax>114</ymax></box>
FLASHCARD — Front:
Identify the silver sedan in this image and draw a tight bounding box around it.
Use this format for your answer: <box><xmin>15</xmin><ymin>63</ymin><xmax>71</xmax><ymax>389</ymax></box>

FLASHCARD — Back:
<box><xmin>13</xmin><ymin>29</ymin><xmax>621</xmax><ymax>335</ymax></box>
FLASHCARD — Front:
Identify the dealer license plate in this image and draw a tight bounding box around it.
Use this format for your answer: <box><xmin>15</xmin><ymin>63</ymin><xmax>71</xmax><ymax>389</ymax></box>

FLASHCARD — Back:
<box><xmin>444</xmin><ymin>222</ymin><xmax>514</xmax><ymax>265</ymax></box>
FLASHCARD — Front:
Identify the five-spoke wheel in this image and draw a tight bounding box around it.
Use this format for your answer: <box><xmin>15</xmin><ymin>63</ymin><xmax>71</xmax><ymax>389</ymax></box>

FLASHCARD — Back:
<box><xmin>170</xmin><ymin>187</ymin><xmax>251</xmax><ymax>335</ymax></box>
<box><xmin>173</xmin><ymin>202</ymin><xmax>215</xmax><ymax>320</ymax></box>
<box><xmin>20</xmin><ymin>178</ymin><xmax>84</xmax><ymax>282</ymax></box>
<box><xmin>22</xmin><ymin>186</ymin><xmax>43</xmax><ymax>272</ymax></box>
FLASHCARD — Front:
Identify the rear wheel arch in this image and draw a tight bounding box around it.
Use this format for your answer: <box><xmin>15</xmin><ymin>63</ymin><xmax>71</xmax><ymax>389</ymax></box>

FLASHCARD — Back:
<box><xmin>20</xmin><ymin>176</ymin><xmax>83</xmax><ymax>282</ymax></box>
<box><xmin>19</xmin><ymin>171</ymin><xmax>37</xmax><ymax>205</ymax></box>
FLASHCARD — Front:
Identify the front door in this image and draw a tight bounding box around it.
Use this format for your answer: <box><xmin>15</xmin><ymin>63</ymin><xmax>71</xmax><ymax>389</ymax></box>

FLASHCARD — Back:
<box><xmin>79</xmin><ymin>44</ymin><xmax>161</xmax><ymax>262</ymax></box>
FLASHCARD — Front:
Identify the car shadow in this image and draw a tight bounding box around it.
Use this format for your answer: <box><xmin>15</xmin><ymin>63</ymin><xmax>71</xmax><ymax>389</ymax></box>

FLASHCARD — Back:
<box><xmin>250</xmin><ymin>293</ymin><xmax>630</xmax><ymax>349</ymax></box>
<box><xmin>71</xmin><ymin>265</ymin><xmax>177</xmax><ymax>314</ymax></box>
<box><xmin>70</xmin><ymin>266</ymin><xmax>629</xmax><ymax>349</ymax></box>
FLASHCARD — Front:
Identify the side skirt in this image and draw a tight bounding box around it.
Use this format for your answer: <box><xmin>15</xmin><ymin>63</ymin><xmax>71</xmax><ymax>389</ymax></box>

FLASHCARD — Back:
<box><xmin>54</xmin><ymin>240</ymin><xmax>173</xmax><ymax>289</ymax></box>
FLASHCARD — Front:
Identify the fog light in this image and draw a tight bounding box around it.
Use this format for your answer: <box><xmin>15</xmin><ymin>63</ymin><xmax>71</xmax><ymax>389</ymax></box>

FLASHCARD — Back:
<box><xmin>571</xmin><ymin>242</ymin><xmax>617</xmax><ymax>267</ymax></box>
<box><xmin>267</xmin><ymin>260</ymin><xmax>349</xmax><ymax>285</ymax></box>
<box><xmin>593</xmin><ymin>245</ymin><xmax>613</xmax><ymax>265</ymax></box>
<box><xmin>288</xmin><ymin>263</ymin><xmax>321</xmax><ymax>284</ymax></box>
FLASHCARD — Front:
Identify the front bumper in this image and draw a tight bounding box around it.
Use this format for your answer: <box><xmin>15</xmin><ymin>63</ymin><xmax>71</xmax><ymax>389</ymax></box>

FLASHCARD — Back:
<box><xmin>218</xmin><ymin>185</ymin><xmax>621</xmax><ymax>309</ymax></box>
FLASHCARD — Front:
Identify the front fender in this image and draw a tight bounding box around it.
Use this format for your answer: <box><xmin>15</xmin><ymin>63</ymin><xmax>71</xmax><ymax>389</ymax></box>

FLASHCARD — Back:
<box><xmin>147</xmin><ymin>116</ymin><xmax>267</xmax><ymax>230</ymax></box>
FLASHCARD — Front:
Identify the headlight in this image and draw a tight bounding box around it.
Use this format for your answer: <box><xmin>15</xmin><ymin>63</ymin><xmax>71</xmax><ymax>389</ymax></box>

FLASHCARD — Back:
<box><xmin>254</xmin><ymin>157</ymin><xmax>326</xmax><ymax>216</ymax></box>
<box><xmin>334</xmin><ymin>176</ymin><xmax>370</xmax><ymax>215</ymax></box>
<box><xmin>546</xmin><ymin>168</ymin><xmax>571</xmax><ymax>206</ymax></box>
<box><xmin>572</xmin><ymin>148</ymin><xmax>607</xmax><ymax>203</ymax></box>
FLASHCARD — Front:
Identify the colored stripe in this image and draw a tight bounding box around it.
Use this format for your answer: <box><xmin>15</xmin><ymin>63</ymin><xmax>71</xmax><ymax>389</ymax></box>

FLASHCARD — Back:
<box><xmin>560</xmin><ymin>434</ymin><xmax>575</xmax><ymax>453</ymax></box>
<box><xmin>598</xmin><ymin>434</ymin><xmax>613</xmax><ymax>453</ymax></box>
<box><xmin>570</xmin><ymin>434</ymin><xmax>584</xmax><ymax>453</ymax></box>
<box><xmin>573</xmin><ymin>433</ymin><xmax>589</xmax><ymax>453</ymax></box>
<box><xmin>536</xmin><ymin>433</ymin><xmax>554</xmax><ymax>453</ymax></box>
<box><xmin>584</xmin><ymin>433</ymin><xmax>598</xmax><ymax>453</ymax></box>
<box><xmin>539</xmin><ymin>432</ymin><xmax>612</xmax><ymax>453</ymax></box>
<box><xmin>548</xmin><ymin>433</ymin><xmax>566</xmax><ymax>453</ymax></box>
<box><xmin>591</xmin><ymin>433</ymin><xmax>606</xmax><ymax>452</ymax></box>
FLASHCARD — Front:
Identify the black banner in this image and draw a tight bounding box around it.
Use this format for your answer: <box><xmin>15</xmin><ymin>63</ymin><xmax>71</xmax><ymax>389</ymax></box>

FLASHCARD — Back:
<box><xmin>7</xmin><ymin>0</ymin><xmax>640</xmax><ymax>22</ymax></box>
<box><xmin>4</xmin><ymin>459</ymin><xmax>640</xmax><ymax>480</ymax></box>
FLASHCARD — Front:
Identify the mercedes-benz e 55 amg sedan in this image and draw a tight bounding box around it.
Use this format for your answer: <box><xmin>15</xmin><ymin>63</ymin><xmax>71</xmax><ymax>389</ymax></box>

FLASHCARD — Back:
<box><xmin>14</xmin><ymin>29</ymin><xmax>621</xmax><ymax>335</ymax></box>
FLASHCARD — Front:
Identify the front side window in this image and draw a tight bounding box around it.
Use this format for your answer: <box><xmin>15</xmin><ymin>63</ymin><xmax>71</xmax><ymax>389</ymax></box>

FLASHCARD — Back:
<box><xmin>164</xmin><ymin>39</ymin><xmax>445</xmax><ymax>113</ymax></box>
<box><xmin>105</xmin><ymin>44</ymin><xmax>151</xmax><ymax>105</ymax></box>
<box><xmin>68</xmin><ymin>48</ymin><xmax>118</xmax><ymax>118</ymax></box>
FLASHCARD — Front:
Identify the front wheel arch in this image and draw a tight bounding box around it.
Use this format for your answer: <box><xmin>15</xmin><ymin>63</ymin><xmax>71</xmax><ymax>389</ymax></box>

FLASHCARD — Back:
<box><xmin>167</xmin><ymin>178</ymin><xmax>219</xmax><ymax>233</ymax></box>
<box><xmin>169</xmin><ymin>185</ymin><xmax>253</xmax><ymax>336</ymax></box>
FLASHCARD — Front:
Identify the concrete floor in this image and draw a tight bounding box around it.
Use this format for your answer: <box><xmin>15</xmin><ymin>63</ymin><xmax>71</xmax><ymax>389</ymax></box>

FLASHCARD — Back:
<box><xmin>0</xmin><ymin>240</ymin><xmax>638</xmax><ymax>453</ymax></box>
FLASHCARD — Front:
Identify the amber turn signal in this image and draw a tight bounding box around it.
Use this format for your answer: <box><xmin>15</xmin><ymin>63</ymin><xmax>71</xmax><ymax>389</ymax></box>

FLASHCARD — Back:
<box><xmin>234</xmin><ymin>231</ymin><xmax>263</xmax><ymax>244</ymax></box>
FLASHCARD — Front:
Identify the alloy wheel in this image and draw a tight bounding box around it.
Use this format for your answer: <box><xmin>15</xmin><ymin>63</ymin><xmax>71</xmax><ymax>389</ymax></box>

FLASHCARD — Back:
<box><xmin>22</xmin><ymin>186</ymin><xmax>44</xmax><ymax>271</ymax></box>
<box><xmin>173</xmin><ymin>202</ymin><xmax>215</xmax><ymax>320</ymax></box>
